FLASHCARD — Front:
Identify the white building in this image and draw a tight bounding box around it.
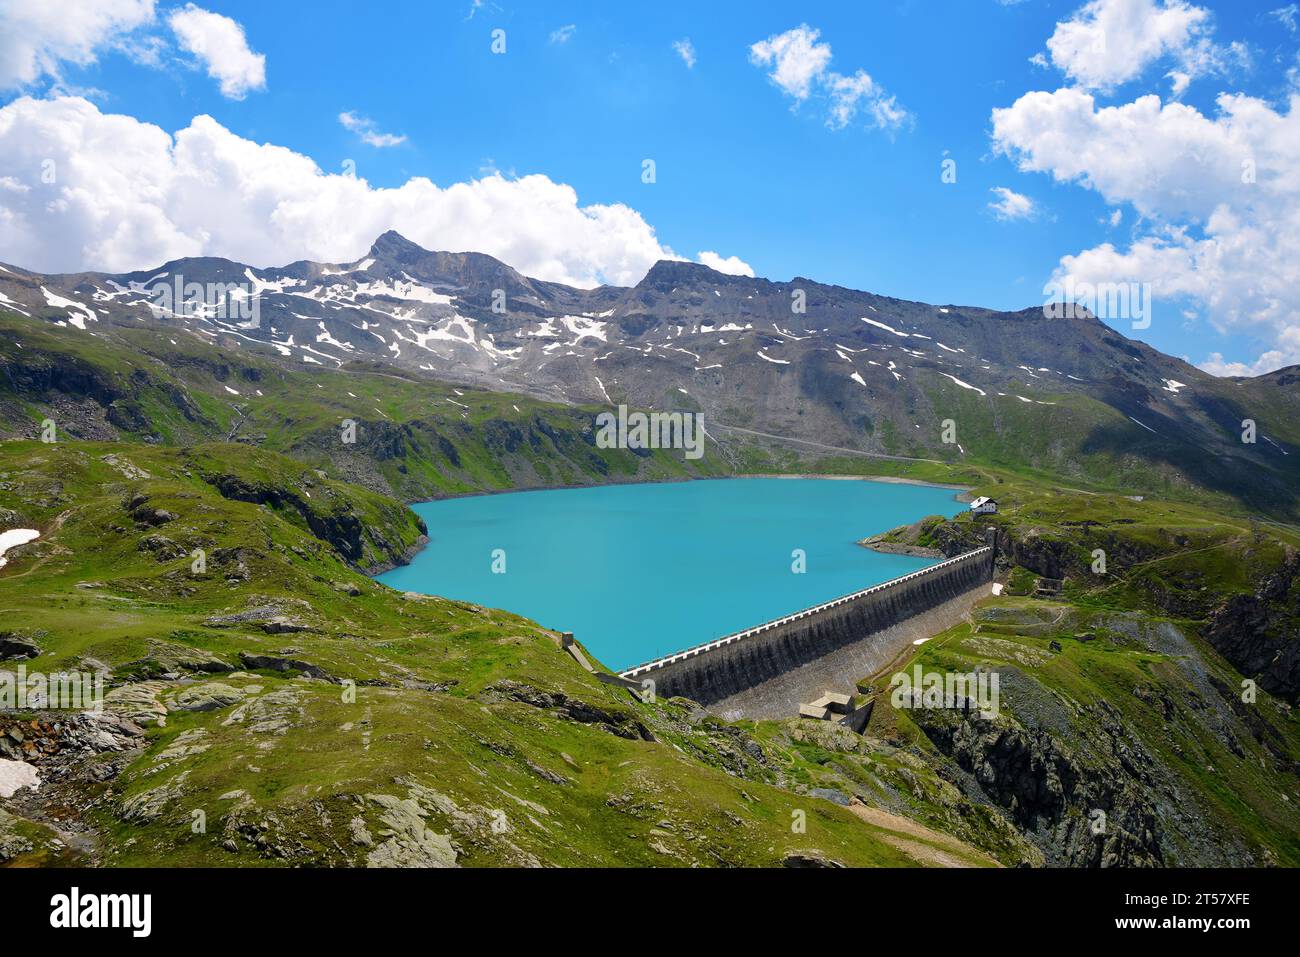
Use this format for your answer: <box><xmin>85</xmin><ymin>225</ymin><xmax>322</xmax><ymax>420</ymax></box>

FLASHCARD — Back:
<box><xmin>969</xmin><ymin>496</ymin><xmax>998</xmax><ymax>515</ymax></box>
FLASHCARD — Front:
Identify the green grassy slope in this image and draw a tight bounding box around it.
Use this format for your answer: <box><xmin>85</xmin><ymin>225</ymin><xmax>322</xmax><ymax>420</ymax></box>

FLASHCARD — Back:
<box><xmin>841</xmin><ymin>481</ymin><xmax>1300</xmax><ymax>865</ymax></box>
<box><xmin>0</xmin><ymin>440</ymin><xmax>996</xmax><ymax>867</ymax></box>
<box><xmin>0</xmin><ymin>313</ymin><xmax>724</xmax><ymax>501</ymax></box>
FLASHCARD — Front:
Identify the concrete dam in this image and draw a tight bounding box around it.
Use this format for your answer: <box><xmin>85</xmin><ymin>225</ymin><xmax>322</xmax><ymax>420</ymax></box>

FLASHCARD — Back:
<box><xmin>619</xmin><ymin>545</ymin><xmax>996</xmax><ymax>720</ymax></box>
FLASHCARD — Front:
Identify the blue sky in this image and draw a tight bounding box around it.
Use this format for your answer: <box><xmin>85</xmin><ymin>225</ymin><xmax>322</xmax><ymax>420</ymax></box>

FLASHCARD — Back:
<box><xmin>1</xmin><ymin>0</ymin><xmax>1298</xmax><ymax>374</ymax></box>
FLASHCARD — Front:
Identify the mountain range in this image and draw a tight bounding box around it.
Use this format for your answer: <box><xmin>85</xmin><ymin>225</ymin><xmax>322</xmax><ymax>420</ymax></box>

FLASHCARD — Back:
<box><xmin>1</xmin><ymin>231</ymin><xmax>1298</xmax><ymax>518</ymax></box>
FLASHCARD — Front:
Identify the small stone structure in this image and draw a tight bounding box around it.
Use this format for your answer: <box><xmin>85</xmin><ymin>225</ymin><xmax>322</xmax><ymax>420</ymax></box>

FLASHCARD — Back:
<box><xmin>620</xmin><ymin>546</ymin><xmax>995</xmax><ymax>711</ymax></box>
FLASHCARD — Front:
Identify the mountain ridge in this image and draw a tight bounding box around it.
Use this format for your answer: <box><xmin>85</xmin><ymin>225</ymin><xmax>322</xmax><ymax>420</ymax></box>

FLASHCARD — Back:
<box><xmin>1</xmin><ymin>231</ymin><xmax>1297</xmax><ymax>518</ymax></box>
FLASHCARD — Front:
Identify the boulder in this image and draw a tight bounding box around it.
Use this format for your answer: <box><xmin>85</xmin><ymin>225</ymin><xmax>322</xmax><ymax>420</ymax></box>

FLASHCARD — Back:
<box><xmin>103</xmin><ymin>682</ymin><xmax>169</xmax><ymax>727</ymax></box>
<box><xmin>259</xmin><ymin>616</ymin><xmax>313</xmax><ymax>635</ymax></box>
<box><xmin>173</xmin><ymin>683</ymin><xmax>246</xmax><ymax>712</ymax></box>
<box><xmin>238</xmin><ymin>652</ymin><xmax>335</xmax><ymax>682</ymax></box>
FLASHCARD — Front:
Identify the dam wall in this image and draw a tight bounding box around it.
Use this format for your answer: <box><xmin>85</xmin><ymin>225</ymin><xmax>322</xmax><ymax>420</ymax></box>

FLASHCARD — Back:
<box><xmin>620</xmin><ymin>545</ymin><xmax>995</xmax><ymax>708</ymax></box>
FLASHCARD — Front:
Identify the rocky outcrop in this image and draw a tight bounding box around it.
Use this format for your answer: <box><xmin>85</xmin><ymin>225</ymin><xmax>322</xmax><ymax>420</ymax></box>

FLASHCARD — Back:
<box><xmin>0</xmin><ymin>350</ymin><xmax>210</xmax><ymax>441</ymax></box>
<box><xmin>1203</xmin><ymin>548</ymin><xmax>1300</xmax><ymax>702</ymax></box>
<box><xmin>0</xmin><ymin>632</ymin><xmax>40</xmax><ymax>660</ymax></box>
<box><xmin>238</xmin><ymin>652</ymin><xmax>335</xmax><ymax>682</ymax></box>
<box><xmin>196</xmin><ymin>468</ymin><xmax>424</xmax><ymax>571</ymax></box>
<box><xmin>0</xmin><ymin>712</ymin><xmax>145</xmax><ymax>763</ymax></box>
<box><xmin>172</xmin><ymin>683</ymin><xmax>246</xmax><ymax>712</ymax></box>
<box><xmin>910</xmin><ymin>701</ymin><xmax>1165</xmax><ymax>867</ymax></box>
<box><xmin>485</xmin><ymin>679</ymin><xmax>655</xmax><ymax>742</ymax></box>
<box><xmin>127</xmin><ymin>498</ymin><xmax>177</xmax><ymax>526</ymax></box>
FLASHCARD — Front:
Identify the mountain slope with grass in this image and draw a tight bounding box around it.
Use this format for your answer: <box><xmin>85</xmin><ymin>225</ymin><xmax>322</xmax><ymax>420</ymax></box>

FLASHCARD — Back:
<box><xmin>841</xmin><ymin>484</ymin><xmax>1300</xmax><ymax>865</ymax></box>
<box><xmin>0</xmin><ymin>311</ymin><xmax>722</xmax><ymax>501</ymax></box>
<box><xmin>0</xmin><ymin>440</ymin><xmax>999</xmax><ymax>868</ymax></box>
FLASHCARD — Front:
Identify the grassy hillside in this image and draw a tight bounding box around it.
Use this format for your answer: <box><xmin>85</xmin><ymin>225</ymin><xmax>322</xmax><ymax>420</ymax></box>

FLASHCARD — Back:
<box><xmin>846</xmin><ymin>481</ymin><xmax>1300</xmax><ymax>865</ymax></box>
<box><xmin>0</xmin><ymin>313</ymin><xmax>723</xmax><ymax>501</ymax></box>
<box><xmin>0</xmin><ymin>440</ymin><xmax>998</xmax><ymax>867</ymax></box>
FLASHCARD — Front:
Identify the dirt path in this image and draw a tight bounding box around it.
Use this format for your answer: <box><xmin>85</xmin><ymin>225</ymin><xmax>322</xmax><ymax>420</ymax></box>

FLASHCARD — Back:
<box><xmin>847</xmin><ymin>801</ymin><xmax>996</xmax><ymax>868</ymax></box>
<box><xmin>710</xmin><ymin>423</ymin><xmax>948</xmax><ymax>465</ymax></box>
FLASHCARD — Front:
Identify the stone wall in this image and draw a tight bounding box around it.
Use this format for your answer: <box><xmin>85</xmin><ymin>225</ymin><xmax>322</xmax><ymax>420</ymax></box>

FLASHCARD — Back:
<box><xmin>620</xmin><ymin>546</ymin><xmax>994</xmax><ymax>707</ymax></box>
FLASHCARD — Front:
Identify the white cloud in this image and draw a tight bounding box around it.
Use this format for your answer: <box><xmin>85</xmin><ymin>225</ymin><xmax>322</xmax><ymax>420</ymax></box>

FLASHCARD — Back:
<box><xmin>825</xmin><ymin>70</ymin><xmax>908</xmax><ymax>131</ymax></box>
<box><xmin>168</xmin><ymin>4</ymin><xmax>264</xmax><ymax>99</ymax></box>
<box><xmin>1271</xmin><ymin>5</ymin><xmax>1298</xmax><ymax>33</ymax></box>
<box><xmin>697</xmin><ymin>251</ymin><xmax>755</xmax><ymax>277</ymax></box>
<box><xmin>0</xmin><ymin>95</ymin><xmax>708</xmax><ymax>289</ymax></box>
<box><xmin>749</xmin><ymin>24</ymin><xmax>908</xmax><ymax>132</ymax></box>
<box><xmin>988</xmin><ymin>186</ymin><xmax>1038</xmax><ymax>220</ymax></box>
<box><xmin>338</xmin><ymin>111</ymin><xmax>406</xmax><ymax>148</ymax></box>
<box><xmin>1041</xmin><ymin>0</ymin><xmax>1243</xmax><ymax>92</ymax></box>
<box><xmin>0</xmin><ymin>0</ymin><xmax>156</xmax><ymax>90</ymax></box>
<box><xmin>749</xmin><ymin>24</ymin><xmax>832</xmax><ymax>101</ymax></box>
<box><xmin>672</xmin><ymin>38</ymin><xmax>696</xmax><ymax>69</ymax></box>
<box><xmin>548</xmin><ymin>24</ymin><xmax>576</xmax><ymax>45</ymax></box>
<box><xmin>1200</xmin><ymin>350</ymin><xmax>1292</xmax><ymax>377</ymax></box>
<box><xmin>992</xmin><ymin>86</ymin><xmax>1300</xmax><ymax>374</ymax></box>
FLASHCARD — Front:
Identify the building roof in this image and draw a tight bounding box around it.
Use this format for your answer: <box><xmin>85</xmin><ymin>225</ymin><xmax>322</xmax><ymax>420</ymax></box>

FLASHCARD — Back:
<box><xmin>969</xmin><ymin>496</ymin><xmax>995</xmax><ymax>508</ymax></box>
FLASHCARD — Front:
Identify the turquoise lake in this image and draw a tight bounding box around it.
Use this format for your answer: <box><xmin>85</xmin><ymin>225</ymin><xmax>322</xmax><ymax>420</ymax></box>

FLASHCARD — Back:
<box><xmin>376</xmin><ymin>478</ymin><xmax>963</xmax><ymax>671</ymax></box>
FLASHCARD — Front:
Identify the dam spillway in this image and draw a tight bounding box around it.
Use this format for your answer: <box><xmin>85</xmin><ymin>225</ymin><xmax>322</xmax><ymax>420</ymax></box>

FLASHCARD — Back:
<box><xmin>619</xmin><ymin>545</ymin><xmax>996</xmax><ymax>718</ymax></box>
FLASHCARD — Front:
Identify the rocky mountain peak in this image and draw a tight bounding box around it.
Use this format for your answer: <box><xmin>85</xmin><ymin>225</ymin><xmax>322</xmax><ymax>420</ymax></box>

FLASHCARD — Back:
<box><xmin>367</xmin><ymin>230</ymin><xmax>426</xmax><ymax>261</ymax></box>
<box><xmin>636</xmin><ymin>259</ymin><xmax>734</xmax><ymax>291</ymax></box>
<box><xmin>364</xmin><ymin>232</ymin><xmax>523</xmax><ymax>288</ymax></box>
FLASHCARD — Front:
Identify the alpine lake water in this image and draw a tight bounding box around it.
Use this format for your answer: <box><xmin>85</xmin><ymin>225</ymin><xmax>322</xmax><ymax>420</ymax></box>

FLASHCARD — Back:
<box><xmin>377</xmin><ymin>477</ymin><xmax>964</xmax><ymax>671</ymax></box>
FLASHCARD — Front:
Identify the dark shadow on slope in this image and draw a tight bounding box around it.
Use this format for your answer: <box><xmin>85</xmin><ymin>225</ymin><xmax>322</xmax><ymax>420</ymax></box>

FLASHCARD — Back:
<box><xmin>1079</xmin><ymin>420</ymin><xmax>1299</xmax><ymax>518</ymax></box>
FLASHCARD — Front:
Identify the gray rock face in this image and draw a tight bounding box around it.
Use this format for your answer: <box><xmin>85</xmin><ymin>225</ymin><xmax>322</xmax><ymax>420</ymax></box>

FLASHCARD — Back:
<box><xmin>1203</xmin><ymin>549</ymin><xmax>1300</xmax><ymax>702</ymax></box>
<box><xmin>907</xmin><ymin>694</ymin><xmax>1225</xmax><ymax>867</ymax></box>
<box><xmin>363</xmin><ymin>793</ymin><xmax>458</xmax><ymax>868</ymax></box>
<box><xmin>258</xmin><ymin>617</ymin><xmax>314</xmax><ymax>635</ymax></box>
<box><xmin>172</xmin><ymin>682</ymin><xmax>245</xmax><ymax>712</ymax></box>
<box><xmin>103</xmin><ymin>683</ymin><xmax>169</xmax><ymax>727</ymax></box>
<box><xmin>120</xmin><ymin>771</ymin><xmax>190</xmax><ymax>823</ymax></box>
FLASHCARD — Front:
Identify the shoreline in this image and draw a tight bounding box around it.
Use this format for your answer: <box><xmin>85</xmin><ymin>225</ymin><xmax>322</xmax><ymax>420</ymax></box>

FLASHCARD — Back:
<box><xmin>733</xmin><ymin>473</ymin><xmax>974</xmax><ymax>495</ymax></box>
<box><xmin>857</xmin><ymin>540</ymin><xmax>946</xmax><ymax>559</ymax></box>
<box><xmin>399</xmin><ymin>470</ymin><xmax>975</xmax><ymax>507</ymax></box>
